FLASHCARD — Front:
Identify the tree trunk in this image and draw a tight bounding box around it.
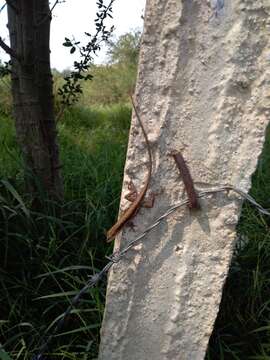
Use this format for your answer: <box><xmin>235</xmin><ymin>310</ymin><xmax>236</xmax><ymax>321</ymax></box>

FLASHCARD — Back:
<box><xmin>7</xmin><ymin>0</ymin><xmax>63</xmax><ymax>200</ymax></box>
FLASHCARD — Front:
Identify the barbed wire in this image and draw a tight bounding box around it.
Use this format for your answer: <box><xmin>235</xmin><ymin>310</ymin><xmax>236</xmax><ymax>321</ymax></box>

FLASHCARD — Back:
<box><xmin>32</xmin><ymin>183</ymin><xmax>270</xmax><ymax>359</ymax></box>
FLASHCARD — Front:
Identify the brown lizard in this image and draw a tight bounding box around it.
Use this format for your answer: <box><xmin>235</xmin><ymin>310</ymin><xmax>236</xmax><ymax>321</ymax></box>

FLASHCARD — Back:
<box><xmin>106</xmin><ymin>95</ymin><xmax>153</xmax><ymax>242</ymax></box>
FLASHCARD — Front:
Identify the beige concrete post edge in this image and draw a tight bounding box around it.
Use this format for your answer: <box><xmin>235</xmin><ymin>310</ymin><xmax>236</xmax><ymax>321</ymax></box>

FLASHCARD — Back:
<box><xmin>99</xmin><ymin>1</ymin><xmax>270</xmax><ymax>359</ymax></box>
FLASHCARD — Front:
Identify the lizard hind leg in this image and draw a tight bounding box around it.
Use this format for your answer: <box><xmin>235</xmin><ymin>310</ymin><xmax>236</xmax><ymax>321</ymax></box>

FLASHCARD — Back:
<box><xmin>142</xmin><ymin>192</ymin><xmax>155</xmax><ymax>208</ymax></box>
<box><xmin>125</xmin><ymin>180</ymin><xmax>138</xmax><ymax>203</ymax></box>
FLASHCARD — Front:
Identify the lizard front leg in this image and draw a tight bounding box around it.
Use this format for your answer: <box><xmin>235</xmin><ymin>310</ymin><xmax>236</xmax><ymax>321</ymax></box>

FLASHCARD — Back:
<box><xmin>125</xmin><ymin>180</ymin><xmax>155</xmax><ymax>208</ymax></box>
<box><xmin>124</xmin><ymin>181</ymin><xmax>154</xmax><ymax>231</ymax></box>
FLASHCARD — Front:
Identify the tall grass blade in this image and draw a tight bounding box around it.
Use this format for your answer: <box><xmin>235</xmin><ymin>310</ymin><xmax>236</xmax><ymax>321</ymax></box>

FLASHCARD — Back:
<box><xmin>1</xmin><ymin>179</ymin><xmax>29</xmax><ymax>218</ymax></box>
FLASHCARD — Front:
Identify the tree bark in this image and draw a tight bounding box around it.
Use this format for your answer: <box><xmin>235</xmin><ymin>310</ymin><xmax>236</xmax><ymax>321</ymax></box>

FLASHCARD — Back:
<box><xmin>7</xmin><ymin>0</ymin><xmax>63</xmax><ymax>200</ymax></box>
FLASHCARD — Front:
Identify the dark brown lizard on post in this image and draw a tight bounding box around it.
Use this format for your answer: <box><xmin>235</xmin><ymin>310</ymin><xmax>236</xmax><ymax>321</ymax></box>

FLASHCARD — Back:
<box><xmin>106</xmin><ymin>95</ymin><xmax>153</xmax><ymax>242</ymax></box>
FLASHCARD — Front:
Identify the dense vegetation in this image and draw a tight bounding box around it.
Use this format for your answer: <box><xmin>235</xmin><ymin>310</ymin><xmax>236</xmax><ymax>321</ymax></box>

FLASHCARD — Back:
<box><xmin>208</xmin><ymin>130</ymin><xmax>270</xmax><ymax>359</ymax></box>
<box><xmin>0</xmin><ymin>31</ymin><xmax>270</xmax><ymax>359</ymax></box>
<box><xmin>0</xmin><ymin>105</ymin><xmax>130</xmax><ymax>360</ymax></box>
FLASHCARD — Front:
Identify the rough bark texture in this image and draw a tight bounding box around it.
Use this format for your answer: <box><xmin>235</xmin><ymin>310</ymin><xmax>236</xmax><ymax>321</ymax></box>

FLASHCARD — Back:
<box><xmin>7</xmin><ymin>0</ymin><xmax>63</xmax><ymax>198</ymax></box>
<box><xmin>99</xmin><ymin>1</ymin><xmax>270</xmax><ymax>359</ymax></box>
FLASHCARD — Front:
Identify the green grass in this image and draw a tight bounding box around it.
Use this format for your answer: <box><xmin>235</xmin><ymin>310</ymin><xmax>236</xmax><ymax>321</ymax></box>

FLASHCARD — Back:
<box><xmin>0</xmin><ymin>115</ymin><xmax>22</xmax><ymax>181</ymax></box>
<box><xmin>206</xmin><ymin>126</ymin><xmax>270</xmax><ymax>359</ymax></box>
<box><xmin>0</xmin><ymin>104</ymin><xmax>130</xmax><ymax>359</ymax></box>
<box><xmin>1</xmin><ymin>104</ymin><xmax>270</xmax><ymax>359</ymax></box>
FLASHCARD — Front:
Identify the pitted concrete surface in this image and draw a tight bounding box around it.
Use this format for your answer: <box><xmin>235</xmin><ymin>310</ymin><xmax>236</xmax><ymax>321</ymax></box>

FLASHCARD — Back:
<box><xmin>99</xmin><ymin>1</ymin><xmax>270</xmax><ymax>359</ymax></box>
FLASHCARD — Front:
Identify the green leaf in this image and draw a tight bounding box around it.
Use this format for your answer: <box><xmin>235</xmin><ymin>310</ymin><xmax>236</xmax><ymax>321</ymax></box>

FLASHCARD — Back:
<box><xmin>55</xmin><ymin>324</ymin><xmax>99</xmax><ymax>337</ymax></box>
<box><xmin>0</xmin><ymin>349</ymin><xmax>12</xmax><ymax>360</ymax></box>
<box><xmin>63</xmin><ymin>40</ymin><xmax>72</xmax><ymax>47</ymax></box>
<box><xmin>70</xmin><ymin>46</ymin><xmax>76</xmax><ymax>54</ymax></box>
<box><xmin>34</xmin><ymin>290</ymin><xmax>77</xmax><ymax>300</ymax></box>
<box><xmin>35</xmin><ymin>265</ymin><xmax>95</xmax><ymax>278</ymax></box>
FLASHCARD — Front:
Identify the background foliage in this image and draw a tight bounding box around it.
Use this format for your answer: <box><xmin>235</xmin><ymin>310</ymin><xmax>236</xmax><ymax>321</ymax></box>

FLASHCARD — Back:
<box><xmin>0</xmin><ymin>31</ymin><xmax>137</xmax><ymax>359</ymax></box>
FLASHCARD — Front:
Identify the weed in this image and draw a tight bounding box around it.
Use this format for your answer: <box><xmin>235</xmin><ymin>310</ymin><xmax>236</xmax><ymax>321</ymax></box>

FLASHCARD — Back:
<box><xmin>0</xmin><ymin>104</ymin><xmax>130</xmax><ymax>359</ymax></box>
<box><xmin>207</xmin><ymin>127</ymin><xmax>270</xmax><ymax>359</ymax></box>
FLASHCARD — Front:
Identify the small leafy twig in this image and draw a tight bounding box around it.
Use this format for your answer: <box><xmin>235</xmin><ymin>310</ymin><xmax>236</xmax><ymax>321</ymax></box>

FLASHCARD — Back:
<box><xmin>57</xmin><ymin>0</ymin><xmax>115</xmax><ymax>108</ymax></box>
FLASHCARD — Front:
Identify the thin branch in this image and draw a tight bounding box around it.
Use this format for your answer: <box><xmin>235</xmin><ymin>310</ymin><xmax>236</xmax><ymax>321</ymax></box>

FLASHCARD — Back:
<box><xmin>5</xmin><ymin>0</ymin><xmax>18</xmax><ymax>14</ymax></box>
<box><xmin>35</xmin><ymin>0</ymin><xmax>65</xmax><ymax>27</ymax></box>
<box><xmin>0</xmin><ymin>36</ymin><xmax>19</xmax><ymax>60</ymax></box>
<box><xmin>0</xmin><ymin>3</ymin><xmax>6</xmax><ymax>13</ymax></box>
<box><xmin>50</xmin><ymin>0</ymin><xmax>62</xmax><ymax>13</ymax></box>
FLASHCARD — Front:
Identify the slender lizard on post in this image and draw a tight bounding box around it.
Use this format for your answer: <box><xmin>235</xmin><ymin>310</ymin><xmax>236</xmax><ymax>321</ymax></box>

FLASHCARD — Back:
<box><xmin>106</xmin><ymin>95</ymin><xmax>153</xmax><ymax>242</ymax></box>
